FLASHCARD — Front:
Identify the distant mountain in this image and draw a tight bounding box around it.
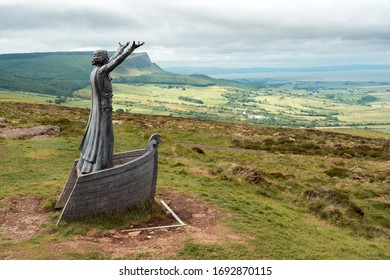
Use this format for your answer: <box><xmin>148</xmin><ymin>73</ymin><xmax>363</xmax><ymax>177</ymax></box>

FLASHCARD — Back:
<box><xmin>0</xmin><ymin>52</ymin><xmax>245</xmax><ymax>96</ymax></box>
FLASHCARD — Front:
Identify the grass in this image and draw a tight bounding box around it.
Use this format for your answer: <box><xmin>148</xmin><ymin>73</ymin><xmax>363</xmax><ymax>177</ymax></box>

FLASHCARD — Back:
<box><xmin>0</xmin><ymin>101</ymin><xmax>389</xmax><ymax>259</ymax></box>
<box><xmin>0</xmin><ymin>90</ymin><xmax>57</xmax><ymax>104</ymax></box>
<box><xmin>158</xmin><ymin>145</ymin><xmax>389</xmax><ymax>259</ymax></box>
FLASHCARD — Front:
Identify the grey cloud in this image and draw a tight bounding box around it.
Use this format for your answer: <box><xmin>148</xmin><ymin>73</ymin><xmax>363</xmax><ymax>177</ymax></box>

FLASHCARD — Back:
<box><xmin>1</xmin><ymin>0</ymin><xmax>390</xmax><ymax>67</ymax></box>
<box><xmin>0</xmin><ymin>6</ymin><xmax>138</xmax><ymax>31</ymax></box>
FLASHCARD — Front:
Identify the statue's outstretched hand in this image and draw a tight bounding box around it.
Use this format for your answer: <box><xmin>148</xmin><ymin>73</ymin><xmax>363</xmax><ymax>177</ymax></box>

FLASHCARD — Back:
<box><xmin>118</xmin><ymin>42</ymin><xmax>130</xmax><ymax>53</ymax></box>
<box><xmin>131</xmin><ymin>41</ymin><xmax>145</xmax><ymax>51</ymax></box>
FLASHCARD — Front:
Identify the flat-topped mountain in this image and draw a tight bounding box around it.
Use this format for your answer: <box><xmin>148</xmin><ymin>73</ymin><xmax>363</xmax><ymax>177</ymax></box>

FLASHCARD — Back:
<box><xmin>0</xmin><ymin>52</ymin><xmax>244</xmax><ymax>96</ymax></box>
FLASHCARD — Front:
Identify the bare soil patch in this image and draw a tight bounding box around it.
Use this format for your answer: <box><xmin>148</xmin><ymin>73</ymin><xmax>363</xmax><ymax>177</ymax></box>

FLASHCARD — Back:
<box><xmin>0</xmin><ymin>190</ymin><xmax>243</xmax><ymax>259</ymax></box>
<box><xmin>0</xmin><ymin>197</ymin><xmax>47</xmax><ymax>241</ymax></box>
<box><xmin>55</xmin><ymin>190</ymin><xmax>241</xmax><ymax>259</ymax></box>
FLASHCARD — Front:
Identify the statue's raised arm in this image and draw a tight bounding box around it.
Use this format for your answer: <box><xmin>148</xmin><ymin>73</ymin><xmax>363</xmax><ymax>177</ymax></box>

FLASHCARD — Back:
<box><xmin>104</xmin><ymin>41</ymin><xmax>145</xmax><ymax>73</ymax></box>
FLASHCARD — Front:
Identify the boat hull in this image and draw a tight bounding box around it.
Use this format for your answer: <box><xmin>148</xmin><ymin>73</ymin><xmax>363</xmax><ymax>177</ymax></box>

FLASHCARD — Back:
<box><xmin>55</xmin><ymin>134</ymin><xmax>160</xmax><ymax>223</ymax></box>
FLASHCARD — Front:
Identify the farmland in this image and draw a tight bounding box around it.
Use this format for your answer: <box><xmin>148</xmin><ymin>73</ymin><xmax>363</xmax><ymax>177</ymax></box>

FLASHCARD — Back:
<box><xmin>2</xmin><ymin>80</ymin><xmax>390</xmax><ymax>130</ymax></box>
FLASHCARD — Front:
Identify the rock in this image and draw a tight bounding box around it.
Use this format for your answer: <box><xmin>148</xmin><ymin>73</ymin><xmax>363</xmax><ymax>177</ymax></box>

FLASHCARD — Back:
<box><xmin>192</xmin><ymin>146</ymin><xmax>205</xmax><ymax>155</ymax></box>
<box><xmin>0</xmin><ymin>125</ymin><xmax>60</xmax><ymax>139</ymax></box>
<box><xmin>0</xmin><ymin>118</ymin><xmax>8</xmax><ymax>123</ymax></box>
<box><xmin>127</xmin><ymin>231</ymin><xmax>142</xmax><ymax>238</ymax></box>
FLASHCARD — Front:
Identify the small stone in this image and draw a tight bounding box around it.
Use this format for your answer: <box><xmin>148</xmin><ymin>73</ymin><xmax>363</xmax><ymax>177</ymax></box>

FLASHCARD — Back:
<box><xmin>101</xmin><ymin>237</ymin><xmax>112</xmax><ymax>243</ymax></box>
<box><xmin>146</xmin><ymin>235</ymin><xmax>152</xmax><ymax>239</ymax></box>
<box><xmin>149</xmin><ymin>231</ymin><xmax>155</xmax><ymax>235</ymax></box>
<box><xmin>127</xmin><ymin>231</ymin><xmax>142</xmax><ymax>238</ymax></box>
<box><xmin>192</xmin><ymin>213</ymin><xmax>206</xmax><ymax>218</ymax></box>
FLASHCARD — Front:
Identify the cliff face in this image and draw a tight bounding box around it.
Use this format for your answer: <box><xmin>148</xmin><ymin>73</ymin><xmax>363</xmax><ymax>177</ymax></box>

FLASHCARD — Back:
<box><xmin>115</xmin><ymin>52</ymin><xmax>162</xmax><ymax>74</ymax></box>
<box><xmin>122</xmin><ymin>52</ymin><xmax>157</xmax><ymax>68</ymax></box>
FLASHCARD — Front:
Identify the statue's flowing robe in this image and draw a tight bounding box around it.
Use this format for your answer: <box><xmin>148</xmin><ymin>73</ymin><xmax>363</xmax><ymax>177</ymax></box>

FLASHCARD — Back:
<box><xmin>77</xmin><ymin>51</ymin><xmax>132</xmax><ymax>174</ymax></box>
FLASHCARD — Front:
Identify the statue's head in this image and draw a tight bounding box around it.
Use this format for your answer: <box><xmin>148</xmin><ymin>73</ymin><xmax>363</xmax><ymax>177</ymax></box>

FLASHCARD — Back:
<box><xmin>92</xmin><ymin>50</ymin><xmax>109</xmax><ymax>66</ymax></box>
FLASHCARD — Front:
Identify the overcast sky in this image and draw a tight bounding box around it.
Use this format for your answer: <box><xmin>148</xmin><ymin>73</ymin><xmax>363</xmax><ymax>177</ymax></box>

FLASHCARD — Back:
<box><xmin>1</xmin><ymin>0</ymin><xmax>390</xmax><ymax>68</ymax></box>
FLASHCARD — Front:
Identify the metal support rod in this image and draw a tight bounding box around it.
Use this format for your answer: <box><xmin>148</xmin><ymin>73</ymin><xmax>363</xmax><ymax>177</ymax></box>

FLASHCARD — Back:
<box><xmin>122</xmin><ymin>224</ymin><xmax>184</xmax><ymax>232</ymax></box>
<box><xmin>122</xmin><ymin>200</ymin><xmax>186</xmax><ymax>233</ymax></box>
<box><xmin>160</xmin><ymin>200</ymin><xmax>186</xmax><ymax>226</ymax></box>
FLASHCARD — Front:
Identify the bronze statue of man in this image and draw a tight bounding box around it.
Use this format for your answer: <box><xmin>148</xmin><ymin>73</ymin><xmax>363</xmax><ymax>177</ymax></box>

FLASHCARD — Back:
<box><xmin>77</xmin><ymin>41</ymin><xmax>144</xmax><ymax>174</ymax></box>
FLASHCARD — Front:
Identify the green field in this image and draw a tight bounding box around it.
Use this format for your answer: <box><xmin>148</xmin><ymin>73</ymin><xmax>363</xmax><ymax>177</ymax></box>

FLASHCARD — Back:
<box><xmin>0</xmin><ymin>101</ymin><xmax>389</xmax><ymax>259</ymax></box>
<box><xmin>2</xmin><ymin>79</ymin><xmax>390</xmax><ymax>131</ymax></box>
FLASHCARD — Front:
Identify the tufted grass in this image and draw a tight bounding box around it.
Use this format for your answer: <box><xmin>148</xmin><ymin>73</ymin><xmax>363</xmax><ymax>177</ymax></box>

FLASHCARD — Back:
<box><xmin>0</xmin><ymin>101</ymin><xmax>389</xmax><ymax>259</ymax></box>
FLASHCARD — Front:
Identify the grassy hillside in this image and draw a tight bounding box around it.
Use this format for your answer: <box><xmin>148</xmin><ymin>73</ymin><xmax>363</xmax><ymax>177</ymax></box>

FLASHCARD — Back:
<box><xmin>0</xmin><ymin>101</ymin><xmax>389</xmax><ymax>259</ymax></box>
<box><xmin>0</xmin><ymin>52</ymin><xmax>92</xmax><ymax>96</ymax></box>
<box><xmin>0</xmin><ymin>52</ymin><xmax>245</xmax><ymax>97</ymax></box>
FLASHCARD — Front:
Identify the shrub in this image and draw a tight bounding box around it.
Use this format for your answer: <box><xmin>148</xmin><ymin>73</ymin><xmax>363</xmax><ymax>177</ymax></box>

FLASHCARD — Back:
<box><xmin>325</xmin><ymin>168</ymin><xmax>350</xmax><ymax>178</ymax></box>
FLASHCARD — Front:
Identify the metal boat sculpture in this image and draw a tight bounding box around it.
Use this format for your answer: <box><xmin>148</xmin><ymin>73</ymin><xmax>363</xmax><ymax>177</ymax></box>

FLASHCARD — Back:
<box><xmin>55</xmin><ymin>134</ymin><xmax>160</xmax><ymax>224</ymax></box>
